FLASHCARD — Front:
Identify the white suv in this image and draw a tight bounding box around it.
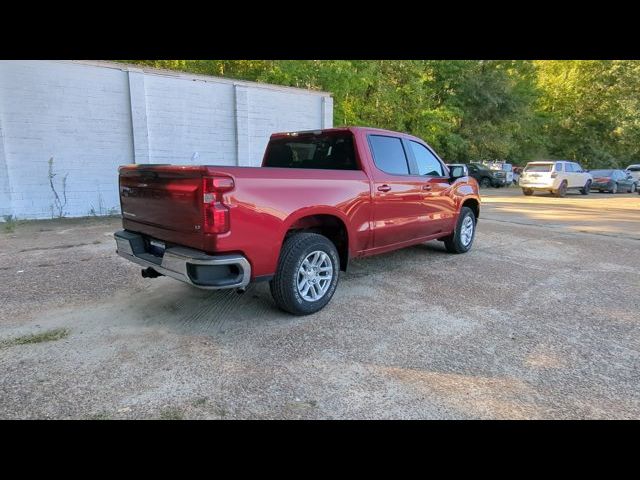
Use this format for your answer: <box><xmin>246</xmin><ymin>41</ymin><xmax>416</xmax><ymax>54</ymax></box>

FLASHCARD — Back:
<box><xmin>626</xmin><ymin>164</ymin><xmax>640</xmax><ymax>182</ymax></box>
<box><xmin>519</xmin><ymin>161</ymin><xmax>593</xmax><ymax>197</ymax></box>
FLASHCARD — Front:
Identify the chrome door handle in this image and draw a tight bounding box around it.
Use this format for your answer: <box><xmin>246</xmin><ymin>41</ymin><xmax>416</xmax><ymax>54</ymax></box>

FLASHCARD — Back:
<box><xmin>422</xmin><ymin>184</ymin><xmax>432</xmax><ymax>191</ymax></box>
<box><xmin>377</xmin><ymin>184</ymin><xmax>392</xmax><ymax>192</ymax></box>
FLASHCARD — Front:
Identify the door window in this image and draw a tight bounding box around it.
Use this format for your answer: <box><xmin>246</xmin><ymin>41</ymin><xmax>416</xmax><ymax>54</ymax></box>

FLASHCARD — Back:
<box><xmin>369</xmin><ymin>135</ymin><xmax>410</xmax><ymax>175</ymax></box>
<box><xmin>409</xmin><ymin>141</ymin><xmax>445</xmax><ymax>176</ymax></box>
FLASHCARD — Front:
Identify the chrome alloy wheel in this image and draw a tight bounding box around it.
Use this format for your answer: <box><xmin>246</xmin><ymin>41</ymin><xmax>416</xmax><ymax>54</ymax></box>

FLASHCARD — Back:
<box><xmin>460</xmin><ymin>215</ymin><xmax>474</xmax><ymax>246</ymax></box>
<box><xmin>297</xmin><ymin>250</ymin><xmax>333</xmax><ymax>302</ymax></box>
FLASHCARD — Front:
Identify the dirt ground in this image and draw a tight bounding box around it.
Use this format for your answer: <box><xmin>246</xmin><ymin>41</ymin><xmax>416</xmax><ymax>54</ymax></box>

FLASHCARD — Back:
<box><xmin>1</xmin><ymin>188</ymin><xmax>639</xmax><ymax>419</ymax></box>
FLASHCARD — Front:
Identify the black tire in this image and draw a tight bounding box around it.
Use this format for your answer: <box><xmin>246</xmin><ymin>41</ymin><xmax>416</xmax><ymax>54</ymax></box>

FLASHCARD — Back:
<box><xmin>580</xmin><ymin>180</ymin><xmax>591</xmax><ymax>195</ymax></box>
<box><xmin>629</xmin><ymin>183</ymin><xmax>636</xmax><ymax>193</ymax></box>
<box><xmin>443</xmin><ymin>206</ymin><xmax>476</xmax><ymax>254</ymax></box>
<box><xmin>610</xmin><ymin>183</ymin><xmax>618</xmax><ymax>194</ymax></box>
<box><xmin>522</xmin><ymin>188</ymin><xmax>534</xmax><ymax>196</ymax></box>
<box><xmin>269</xmin><ymin>232</ymin><xmax>340</xmax><ymax>316</ymax></box>
<box><xmin>479</xmin><ymin>177</ymin><xmax>491</xmax><ymax>188</ymax></box>
<box><xmin>554</xmin><ymin>181</ymin><xmax>567</xmax><ymax>197</ymax></box>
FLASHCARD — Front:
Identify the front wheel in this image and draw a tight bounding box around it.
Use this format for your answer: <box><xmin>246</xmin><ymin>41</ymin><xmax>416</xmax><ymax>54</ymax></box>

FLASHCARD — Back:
<box><xmin>479</xmin><ymin>177</ymin><xmax>492</xmax><ymax>188</ymax></box>
<box><xmin>581</xmin><ymin>180</ymin><xmax>591</xmax><ymax>195</ymax></box>
<box><xmin>270</xmin><ymin>232</ymin><xmax>340</xmax><ymax>315</ymax></box>
<box><xmin>610</xmin><ymin>183</ymin><xmax>618</xmax><ymax>194</ymax></box>
<box><xmin>630</xmin><ymin>183</ymin><xmax>636</xmax><ymax>193</ymax></box>
<box><xmin>443</xmin><ymin>206</ymin><xmax>476</xmax><ymax>254</ymax></box>
<box><xmin>522</xmin><ymin>188</ymin><xmax>534</xmax><ymax>196</ymax></box>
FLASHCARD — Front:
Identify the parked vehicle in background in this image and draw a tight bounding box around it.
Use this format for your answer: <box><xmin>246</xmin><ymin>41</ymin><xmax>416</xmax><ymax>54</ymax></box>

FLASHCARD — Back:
<box><xmin>625</xmin><ymin>164</ymin><xmax>640</xmax><ymax>182</ymax></box>
<box><xmin>482</xmin><ymin>161</ymin><xmax>514</xmax><ymax>186</ymax></box>
<box><xmin>589</xmin><ymin>169</ymin><xmax>638</xmax><ymax>193</ymax></box>
<box><xmin>114</xmin><ymin>127</ymin><xmax>481</xmax><ymax>315</ymax></box>
<box><xmin>519</xmin><ymin>161</ymin><xmax>592</xmax><ymax>197</ymax></box>
<box><xmin>466</xmin><ymin>163</ymin><xmax>505</xmax><ymax>188</ymax></box>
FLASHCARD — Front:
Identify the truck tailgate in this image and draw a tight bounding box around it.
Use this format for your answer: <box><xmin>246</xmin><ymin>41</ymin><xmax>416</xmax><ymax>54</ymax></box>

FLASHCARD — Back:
<box><xmin>119</xmin><ymin>165</ymin><xmax>205</xmax><ymax>243</ymax></box>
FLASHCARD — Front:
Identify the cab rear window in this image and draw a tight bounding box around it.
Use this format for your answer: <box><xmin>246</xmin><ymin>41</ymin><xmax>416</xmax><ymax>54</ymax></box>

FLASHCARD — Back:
<box><xmin>264</xmin><ymin>133</ymin><xmax>359</xmax><ymax>170</ymax></box>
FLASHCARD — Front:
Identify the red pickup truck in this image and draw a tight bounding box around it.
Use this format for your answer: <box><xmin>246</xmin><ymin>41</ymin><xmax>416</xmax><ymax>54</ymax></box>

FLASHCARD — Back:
<box><xmin>115</xmin><ymin>127</ymin><xmax>480</xmax><ymax>315</ymax></box>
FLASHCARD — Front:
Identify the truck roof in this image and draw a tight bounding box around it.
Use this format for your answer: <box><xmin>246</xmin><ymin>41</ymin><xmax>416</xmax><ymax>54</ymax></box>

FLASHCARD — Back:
<box><xmin>270</xmin><ymin>126</ymin><xmax>427</xmax><ymax>142</ymax></box>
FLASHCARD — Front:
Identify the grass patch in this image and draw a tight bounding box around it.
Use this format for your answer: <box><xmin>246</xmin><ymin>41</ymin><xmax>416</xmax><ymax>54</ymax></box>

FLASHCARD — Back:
<box><xmin>192</xmin><ymin>397</ymin><xmax>208</xmax><ymax>407</ymax></box>
<box><xmin>3</xmin><ymin>215</ymin><xmax>17</xmax><ymax>233</ymax></box>
<box><xmin>159</xmin><ymin>407</ymin><xmax>184</xmax><ymax>420</ymax></box>
<box><xmin>0</xmin><ymin>328</ymin><xmax>70</xmax><ymax>349</ymax></box>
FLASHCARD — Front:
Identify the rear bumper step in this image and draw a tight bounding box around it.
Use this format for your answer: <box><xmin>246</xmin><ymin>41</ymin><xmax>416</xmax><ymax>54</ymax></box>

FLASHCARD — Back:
<box><xmin>114</xmin><ymin>230</ymin><xmax>251</xmax><ymax>290</ymax></box>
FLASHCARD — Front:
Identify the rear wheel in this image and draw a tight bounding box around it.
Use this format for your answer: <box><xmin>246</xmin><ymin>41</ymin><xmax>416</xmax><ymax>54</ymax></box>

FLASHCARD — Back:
<box><xmin>270</xmin><ymin>232</ymin><xmax>340</xmax><ymax>315</ymax></box>
<box><xmin>580</xmin><ymin>180</ymin><xmax>591</xmax><ymax>195</ymax></box>
<box><xmin>479</xmin><ymin>177</ymin><xmax>491</xmax><ymax>188</ymax></box>
<box><xmin>443</xmin><ymin>207</ymin><xmax>476</xmax><ymax>254</ymax></box>
<box><xmin>554</xmin><ymin>181</ymin><xmax>568</xmax><ymax>197</ymax></box>
<box><xmin>522</xmin><ymin>188</ymin><xmax>534</xmax><ymax>196</ymax></box>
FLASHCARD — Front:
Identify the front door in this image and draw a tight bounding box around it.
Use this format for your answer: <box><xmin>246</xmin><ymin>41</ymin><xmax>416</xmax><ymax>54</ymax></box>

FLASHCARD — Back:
<box><xmin>405</xmin><ymin>139</ymin><xmax>457</xmax><ymax>236</ymax></box>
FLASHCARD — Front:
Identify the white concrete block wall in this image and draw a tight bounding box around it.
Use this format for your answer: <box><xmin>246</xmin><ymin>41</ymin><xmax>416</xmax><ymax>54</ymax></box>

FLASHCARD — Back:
<box><xmin>247</xmin><ymin>88</ymin><xmax>326</xmax><ymax>166</ymax></box>
<box><xmin>0</xmin><ymin>60</ymin><xmax>332</xmax><ymax>220</ymax></box>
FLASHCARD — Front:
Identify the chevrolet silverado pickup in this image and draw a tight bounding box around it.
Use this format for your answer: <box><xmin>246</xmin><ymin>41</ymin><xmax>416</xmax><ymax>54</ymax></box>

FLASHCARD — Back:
<box><xmin>115</xmin><ymin>127</ymin><xmax>481</xmax><ymax>315</ymax></box>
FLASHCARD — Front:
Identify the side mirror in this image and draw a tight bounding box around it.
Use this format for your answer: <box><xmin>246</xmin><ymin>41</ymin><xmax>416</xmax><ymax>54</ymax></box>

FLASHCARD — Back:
<box><xmin>449</xmin><ymin>165</ymin><xmax>467</xmax><ymax>180</ymax></box>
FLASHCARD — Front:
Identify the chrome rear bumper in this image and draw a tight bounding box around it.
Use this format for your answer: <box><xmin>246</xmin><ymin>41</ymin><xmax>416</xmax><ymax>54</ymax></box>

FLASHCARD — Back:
<box><xmin>114</xmin><ymin>230</ymin><xmax>251</xmax><ymax>290</ymax></box>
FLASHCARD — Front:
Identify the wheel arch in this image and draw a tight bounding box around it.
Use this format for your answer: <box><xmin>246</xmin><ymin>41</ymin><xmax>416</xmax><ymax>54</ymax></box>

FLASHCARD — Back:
<box><xmin>461</xmin><ymin>197</ymin><xmax>480</xmax><ymax>222</ymax></box>
<box><xmin>281</xmin><ymin>208</ymin><xmax>352</xmax><ymax>271</ymax></box>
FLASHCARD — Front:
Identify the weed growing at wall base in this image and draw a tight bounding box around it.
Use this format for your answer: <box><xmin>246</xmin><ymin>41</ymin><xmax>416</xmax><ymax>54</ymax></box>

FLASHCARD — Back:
<box><xmin>48</xmin><ymin>157</ymin><xmax>68</xmax><ymax>218</ymax></box>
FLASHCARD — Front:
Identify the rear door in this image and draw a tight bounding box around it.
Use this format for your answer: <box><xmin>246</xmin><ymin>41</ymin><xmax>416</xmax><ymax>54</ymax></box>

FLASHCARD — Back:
<box><xmin>367</xmin><ymin>134</ymin><xmax>427</xmax><ymax>248</ymax></box>
<box><xmin>523</xmin><ymin>162</ymin><xmax>555</xmax><ymax>186</ymax></box>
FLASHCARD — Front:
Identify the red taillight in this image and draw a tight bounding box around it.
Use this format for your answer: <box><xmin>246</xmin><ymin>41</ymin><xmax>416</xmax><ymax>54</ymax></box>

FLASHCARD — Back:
<box><xmin>202</xmin><ymin>176</ymin><xmax>234</xmax><ymax>234</ymax></box>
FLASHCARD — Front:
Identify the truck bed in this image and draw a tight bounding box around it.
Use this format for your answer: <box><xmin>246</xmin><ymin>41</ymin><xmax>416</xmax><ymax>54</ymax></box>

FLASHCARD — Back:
<box><xmin>119</xmin><ymin>164</ymin><xmax>372</xmax><ymax>278</ymax></box>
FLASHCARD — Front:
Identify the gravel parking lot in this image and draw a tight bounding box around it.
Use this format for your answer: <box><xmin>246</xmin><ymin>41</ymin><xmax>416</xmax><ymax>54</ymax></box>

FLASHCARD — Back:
<box><xmin>1</xmin><ymin>188</ymin><xmax>639</xmax><ymax>419</ymax></box>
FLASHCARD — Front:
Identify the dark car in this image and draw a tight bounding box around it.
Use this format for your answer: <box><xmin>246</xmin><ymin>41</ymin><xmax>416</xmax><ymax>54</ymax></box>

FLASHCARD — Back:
<box><xmin>589</xmin><ymin>169</ymin><xmax>638</xmax><ymax>193</ymax></box>
<box><xmin>466</xmin><ymin>163</ymin><xmax>506</xmax><ymax>188</ymax></box>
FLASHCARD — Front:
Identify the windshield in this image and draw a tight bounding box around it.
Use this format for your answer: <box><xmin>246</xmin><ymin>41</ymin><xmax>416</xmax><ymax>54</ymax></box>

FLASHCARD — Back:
<box><xmin>626</xmin><ymin>165</ymin><xmax>640</xmax><ymax>172</ymax></box>
<box><xmin>590</xmin><ymin>170</ymin><xmax>614</xmax><ymax>177</ymax></box>
<box><xmin>524</xmin><ymin>163</ymin><xmax>553</xmax><ymax>172</ymax></box>
<box><xmin>263</xmin><ymin>132</ymin><xmax>358</xmax><ymax>170</ymax></box>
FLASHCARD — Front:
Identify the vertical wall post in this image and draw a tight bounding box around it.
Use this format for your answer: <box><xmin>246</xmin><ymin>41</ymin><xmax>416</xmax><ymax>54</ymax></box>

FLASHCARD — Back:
<box><xmin>234</xmin><ymin>84</ymin><xmax>250</xmax><ymax>166</ymax></box>
<box><xmin>321</xmin><ymin>96</ymin><xmax>334</xmax><ymax>128</ymax></box>
<box><xmin>0</xmin><ymin>113</ymin><xmax>13</xmax><ymax>219</ymax></box>
<box><xmin>127</xmin><ymin>68</ymin><xmax>150</xmax><ymax>164</ymax></box>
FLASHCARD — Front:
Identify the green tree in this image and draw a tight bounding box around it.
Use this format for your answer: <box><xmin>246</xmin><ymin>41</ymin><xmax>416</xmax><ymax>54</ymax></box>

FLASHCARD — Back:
<box><xmin>120</xmin><ymin>59</ymin><xmax>640</xmax><ymax>168</ymax></box>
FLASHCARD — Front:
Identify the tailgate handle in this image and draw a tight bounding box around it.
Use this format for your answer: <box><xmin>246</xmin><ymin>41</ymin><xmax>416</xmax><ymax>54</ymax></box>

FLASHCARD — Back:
<box><xmin>422</xmin><ymin>184</ymin><xmax>432</xmax><ymax>191</ymax></box>
<box><xmin>377</xmin><ymin>184</ymin><xmax>392</xmax><ymax>192</ymax></box>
